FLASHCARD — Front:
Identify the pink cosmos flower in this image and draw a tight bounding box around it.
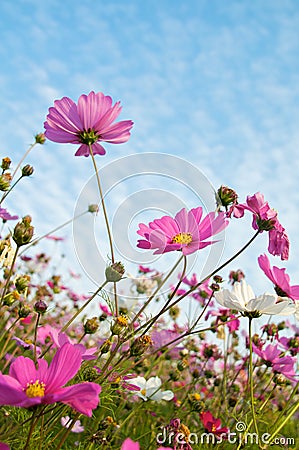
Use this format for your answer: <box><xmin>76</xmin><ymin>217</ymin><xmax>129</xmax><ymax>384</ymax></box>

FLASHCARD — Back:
<box><xmin>0</xmin><ymin>443</ymin><xmax>10</xmax><ymax>450</ymax></box>
<box><xmin>258</xmin><ymin>253</ymin><xmax>299</xmax><ymax>300</ymax></box>
<box><xmin>0</xmin><ymin>207</ymin><xmax>18</xmax><ymax>221</ymax></box>
<box><xmin>199</xmin><ymin>411</ymin><xmax>229</xmax><ymax>436</ymax></box>
<box><xmin>121</xmin><ymin>438</ymin><xmax>172</xmax><ymax>450</ymax></box>
<box><xmin>0</xmin><ymin>343</ymin><xmax>101</xmax><ymax>416</ymax></box>
<box><xmin>44</xmin><ymin>91</ymin><xmax>133</xmax><ymax>157</ymax></box>
<box><xmin>252</xmin><ymin>343</ymin><xmax>297</xmax><ymax>381</ymax></box>
<box><xmin>137</xmin><ymin>207</ymin><xmax>228</xmax><ymax>256</ymax></box>
<box><xmin>231</xmin><ymin>192</ymin><xmax>289</xmax><ymax>260</ymax></box>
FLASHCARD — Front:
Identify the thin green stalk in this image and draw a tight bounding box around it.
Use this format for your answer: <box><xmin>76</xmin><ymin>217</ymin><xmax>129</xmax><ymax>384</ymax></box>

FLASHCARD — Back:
<box><xmin>23</xmin><ymin>407</ymin><xmax>40</xmax><ymax>450</ymax></box>
<box><xmin>33</xmin><ymin>313</ymin><xmax>41</xmax><ymax>364</ymax></box>
<box><xmin>248</xmin><ymin>317</ymin><xmax>259</xmax><ymax>435</ymax></box>
<box><xmin>88</xmin><ymin>144</ymin><xmax>118</xmax><ymax>315</ymax></box>
<box><xmin>267</xmin><ymin>401</ymin><xmax>299</xmax><ymax>444</ymax></box>
<box><xmin>60</xmin><ymin>280</ymin><xmax>108</xmax><ymax>333</ymax></box>
<box><xmin>130</xmin><ymin>254</ymin><xmax>184</xmax><ymax>325</ymax></box>
<box><xmin>12</xmin><ymin>142</ymin><xmax>37</xmax><ymax>180</ymax></box>
<box><xmin>0</xmin><ymin>175</ymin><xmax>23</xmax><ymax>205</ymax></box>
<box><xmin>54</xmin><ymin>413</ymin><xmax>80</xmax><ymax>450</ymax></box>
<box><xmin>19</xmin><ymin>209</ymin><xmax>89</xmax><ymax>255</ymax></box>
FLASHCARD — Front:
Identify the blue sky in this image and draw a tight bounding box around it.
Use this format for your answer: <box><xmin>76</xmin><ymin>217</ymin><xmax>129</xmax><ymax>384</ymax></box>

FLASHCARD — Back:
<box><xmin>1</xmin><ymin>0</ymin><xmax>299</xmax><ymax>304</ymax></box>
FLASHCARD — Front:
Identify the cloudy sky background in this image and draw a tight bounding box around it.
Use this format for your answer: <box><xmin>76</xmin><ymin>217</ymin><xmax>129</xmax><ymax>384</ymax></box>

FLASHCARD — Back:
<box><xmin>1</xmin><ymin>0</ymin><xmax>299</xmax><ymax>319</ymax></box>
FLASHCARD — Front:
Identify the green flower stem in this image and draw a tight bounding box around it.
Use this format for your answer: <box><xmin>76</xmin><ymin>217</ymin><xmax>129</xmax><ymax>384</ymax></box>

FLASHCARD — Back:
<box><xmin>270</xmin><ymin>381</ymin><xmax>298</xmax><ymax>430</ymax></box>
<box><xmin>12</xmin><ymin>142</ymin><xmax>37</xmax><ymax>180</ymax></box>
<box><xmin>130</xmin><ymin>254</ymin><xmax>184</xmax><ymax>326</ymax></box>
<box><xmin>54</xmin><ymin>413</ymin><xmax>80</xmax><ymax>450</ymax></box>
<box><xmin>0</xmin><ymin>244</ymin><xmax>20</xmax><ymax>307</ymax></box>
<box><xmin>267</xmin><ymin>399</ymin><xmax>299</xmax><ymax>444</ymax></box>
<box><xmin>130</xmin><ymin>230</ymin><xmax>260</xmax><ymax>339</ymax></box>
<box><xmin>19</xmin><ymin>209</ymin><xmax>89</xmax><ymax>255</ymax></box>
<box><xmin>0</xmin><ymin>175</ymin><xmax>23</xmax><ymax>205</ymax></box>
<box><xmin>33</xmin><ymin>312</ymin><xmax>41</xmax><ymax>365</ymax></box>
<box><xmin>60</xmin><ymin>280</ymin><xmax>108</xmax><ymax>333</ymax></box>
<box><xmin>248</xmin><ymin>317</ymin><xmax>259</xmax><ymax>435</ymax></box>
<box><xmin>23</xmin><ymin>407</ymin><xmax>41</xmax><ymax>450</ymax></box>
<box><xmin>88</xmin><ymin>144</ymin><xmax>118</xmax><ymax>315</ymax></box>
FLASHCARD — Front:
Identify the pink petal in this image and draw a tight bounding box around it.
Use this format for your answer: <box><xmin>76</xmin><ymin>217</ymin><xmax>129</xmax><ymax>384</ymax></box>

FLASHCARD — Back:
<box><xmin>44</xmin><ymin>343</ymin><xmax>82</xmax><ymax>392</ymax></box>
<box><xmin>9</xmin><ymin>356</ymin><xmax>37</xmax><ymax>386</ymax></box>
<box><xmin>48</xmin><ymin>382</ymin><xmax>101</xmax><ymax>416</ymax></box>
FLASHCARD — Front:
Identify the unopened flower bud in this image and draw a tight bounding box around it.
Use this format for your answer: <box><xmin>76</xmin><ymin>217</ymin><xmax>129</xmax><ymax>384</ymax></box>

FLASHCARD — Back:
<box><xmin>177</xmin><ymin>358</ymin><xmax>188</xmax><ymax>372</ymax></box>
<box><xmin>1</xmin><ymin>157</ymin><xmax>11</xmax><ymax>171</ymax></box>
<box><xmin>34</xmin><ymin>300</ymin><xmax>48</xmax><ymax>314</ymax></box>
<box><xmin>15</xmin><ymin>275</ymin><xmax>30</xmax><ymax>293</ymax></box>
<box><xmin>217</xmin><ymin>185</ymin><xmax>238</xmax><ymax>208</ymax></box>
<box><xmin>0</xmin><ymin>173</ymin><xmax>11</xmax><ymax>191</ymax></box>
<box><xmin>13</xmin><ymin>215</ymin><xmax>34</xmax><ymax>246</ymax></box>
<box><xmin>213</xmin><ymin>275</ymin><xmax>223</xmax><ymax>284</ymax></box>
<box><xmin>169</xmin><ymin>305</ymin><xmax>180</xmax><ymax>320</ymax></box>
<box><xmin>130</xmin><ymin>335</ymin><xmax>153</xmax><ymax>356</ymax></box>
<box><xmin>21</xmin><ymin>165</ymin><xmax>34</xmax><ymax>177</ymax></box>
<box><xmin>169</xmin><ymin>370</ymin><xmax>180</xmax><ymax>381</ymax></box>
<box><xmin>210</xmin><ymin>283</ymin><xmax>220</xmax><ymax>292</ymax></box>
<box><xmin>35</xmin><ymin>133</ymin><xmax>46</xmax><ymax>144</ymax></box>
<box><xmin>80</xmin><ymin>366</ymin><xmax>99</xmax><ymax>382</ymax></box>
<box><xmin>84</xmin><ymin>317</ymin><xmax>99</xmax><ymax>334</ymax></box>
<box><xmin>273</xmin><ymin>374</ymin><xmax>287</xmax><ymax>386</ymax></box>
<box><xmin>88</xmin><ymin>204</ymin><xmax>99</xmax><ymax>213</ymax></box>
<box><xmin>110</xmin><ymin>315</ymin><xmax>128</xmax><ymax>335</ymax></box>
<box><xmin>229</xmin><ymin>270</ymin><xmax>245</xmax><ymax>284</ymax></box>
<box><xmin>18</xmin><ymin>303</ymin><xmax>31</xmax><ymax>318</ymax></box>
<box><xmin>3</xmin><ymin>290</ymin><xmax>20</xmax><ymax>306</ymax></box>
<box><xmin>100</xmin><ymin>339</ymin><xmax>112</xmax><ymax>354</ymax></box>
<box><xmin>105</xmin><ymin>262</ymin><xmax>125</xmax><ymax>282</ymax></box>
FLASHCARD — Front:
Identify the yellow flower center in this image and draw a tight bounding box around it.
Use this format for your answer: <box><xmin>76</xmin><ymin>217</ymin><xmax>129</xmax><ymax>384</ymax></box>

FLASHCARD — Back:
<box><xmin>193</xmin><ymin>393</ymin><xmax>201</xmax><ymax>401</ymax></box>
<box><xmin>25</xmin><ymin>380</ymin><xmax>46</xmax><ymax>398</ymax></box>
<box><xmin>178</xmin><ymin>423</ymin><xmax>191</xmax><ymax>441</ymax></box>
<box><xmin>172</xmin><ymin>232</ymin><xmax>192</xmax><ymax>245</ymax></box>
<box><xmin>211</xmin><ymin>424</ymin><xmax>217</xmax><ymax>432</ymax></box>
<box><xmin>116</xmin><ymin>315</ymin><xmax>128</xmax><ymax>326</ymax></box>
<box><xmin>140</xmin><ymin>389</ymin><xmax>147</xmax><ymax>396</ymax></box>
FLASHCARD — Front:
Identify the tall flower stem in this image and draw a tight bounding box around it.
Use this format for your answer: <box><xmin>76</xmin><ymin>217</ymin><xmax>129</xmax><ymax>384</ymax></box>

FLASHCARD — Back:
<box><xmin>33</xmin><ymin>312</ymin><xmax>41</xmax><ymax>364</ymax></box>
<box><xmin>12</xmin><ymin>142</ymin><xmax>37</xmax><ymax>180</ymax></box>
<box><xmin>54</xmin><ymin>413</ymin><xmax>80</xmax><ymax>450</ymax></box>
<box><xmin>88</xmin><ymin>145</ymin><xmax>118</xmax><ymax>314</ymax></box>
<box><xmin>130</xmin><ymin>230</ymin><xmax>260</xmax><ymax>340</ymax></box>
<box><xmin>0</xmin><ymin>175</ymin><xmax>23</xmax><ymax>205</ymax></box>
<box><xmin>23</xmin><ymin>407</ymin><xmax>40</xmax><ymax>450</ymax></box>
<box><xmin>130</xmin><ymin>254</ymin><xmax>184</xmax><ymax>325</ymax></box>
<box><xmin>248</xmin><ymin>317</ymin><xmax>259</xmax><ymax>435</ymax></box>
<box><xmin>19</xmin><ymin>209</ymin><xmax>90</xmax><ymax>255</ymax></box>
<box><xmin>60</xmin><ymin>280</ymin><xmax>108</xmax><ymax>333</ymax></box>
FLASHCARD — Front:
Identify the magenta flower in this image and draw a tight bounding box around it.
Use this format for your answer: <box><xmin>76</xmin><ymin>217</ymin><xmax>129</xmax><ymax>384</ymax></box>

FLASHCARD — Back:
<box><xmin>199</xmin><ymin>411</ymin><xmax>229</xmax><ymax>436</ymax></box>
<box><xmin>231</xmin><ymin>192</ymin><xmax>289</xmax><ymax>260</ymax></box>
<box><xmin>252</xmin><ymin>343</ymin><xmax>297</xmax><ymax>381</ymax></box>
<box><xmin>258</xmin><ymin>253</ymin><xmax>299</xmax><ymax>300</ymax></box>
<box><xmin>0</xmin><ymin>207</ymin><xmax>18</xmax><ymax>221</ymax></box>
<box><xmin>137</xmin><ymin>207</ymin><xmax>228</xmax><ymax>255</ymax></box>
<box><xmin>44</xmin><ymin>91</ymin><xmax>133</xmax><ymax>157</ymax></box>
<box><xmin>0</xmin><ymin>343</ymin><xmax>101</xmax><ymax>416</ymax></box>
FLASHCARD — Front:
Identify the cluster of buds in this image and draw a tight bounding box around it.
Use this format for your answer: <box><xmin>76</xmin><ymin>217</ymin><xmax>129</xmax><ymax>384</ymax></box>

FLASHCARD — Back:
<box><xmin>130</xmin><ymin>335</ymin><xmax>153</xmax><ymax>356</ymax></box>
<box><xmin>105</xmin><ymin>261</ymin><xmax>125</xmax><ymax>283</ymax></box>
<box><xmin>13</xmin><ymin>215</ymin><xmax>34</xmax><ymax>246</ymax></box>
<box><xmin>210</xmin><ymin>275</ymin><xmax>223</xmax><ymax>293</ymax></box>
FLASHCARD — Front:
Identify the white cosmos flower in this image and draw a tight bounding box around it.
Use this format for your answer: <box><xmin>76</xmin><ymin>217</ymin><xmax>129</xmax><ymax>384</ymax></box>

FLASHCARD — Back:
<box><xmin>214</xmin><ymin>280</ymin><xmax>295</xmax><ymax>316</ymax></box>
<box><xmin>130</xmin><ymin>376</ymin><xmax>174</xmax><ymax>401</ymax></box>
